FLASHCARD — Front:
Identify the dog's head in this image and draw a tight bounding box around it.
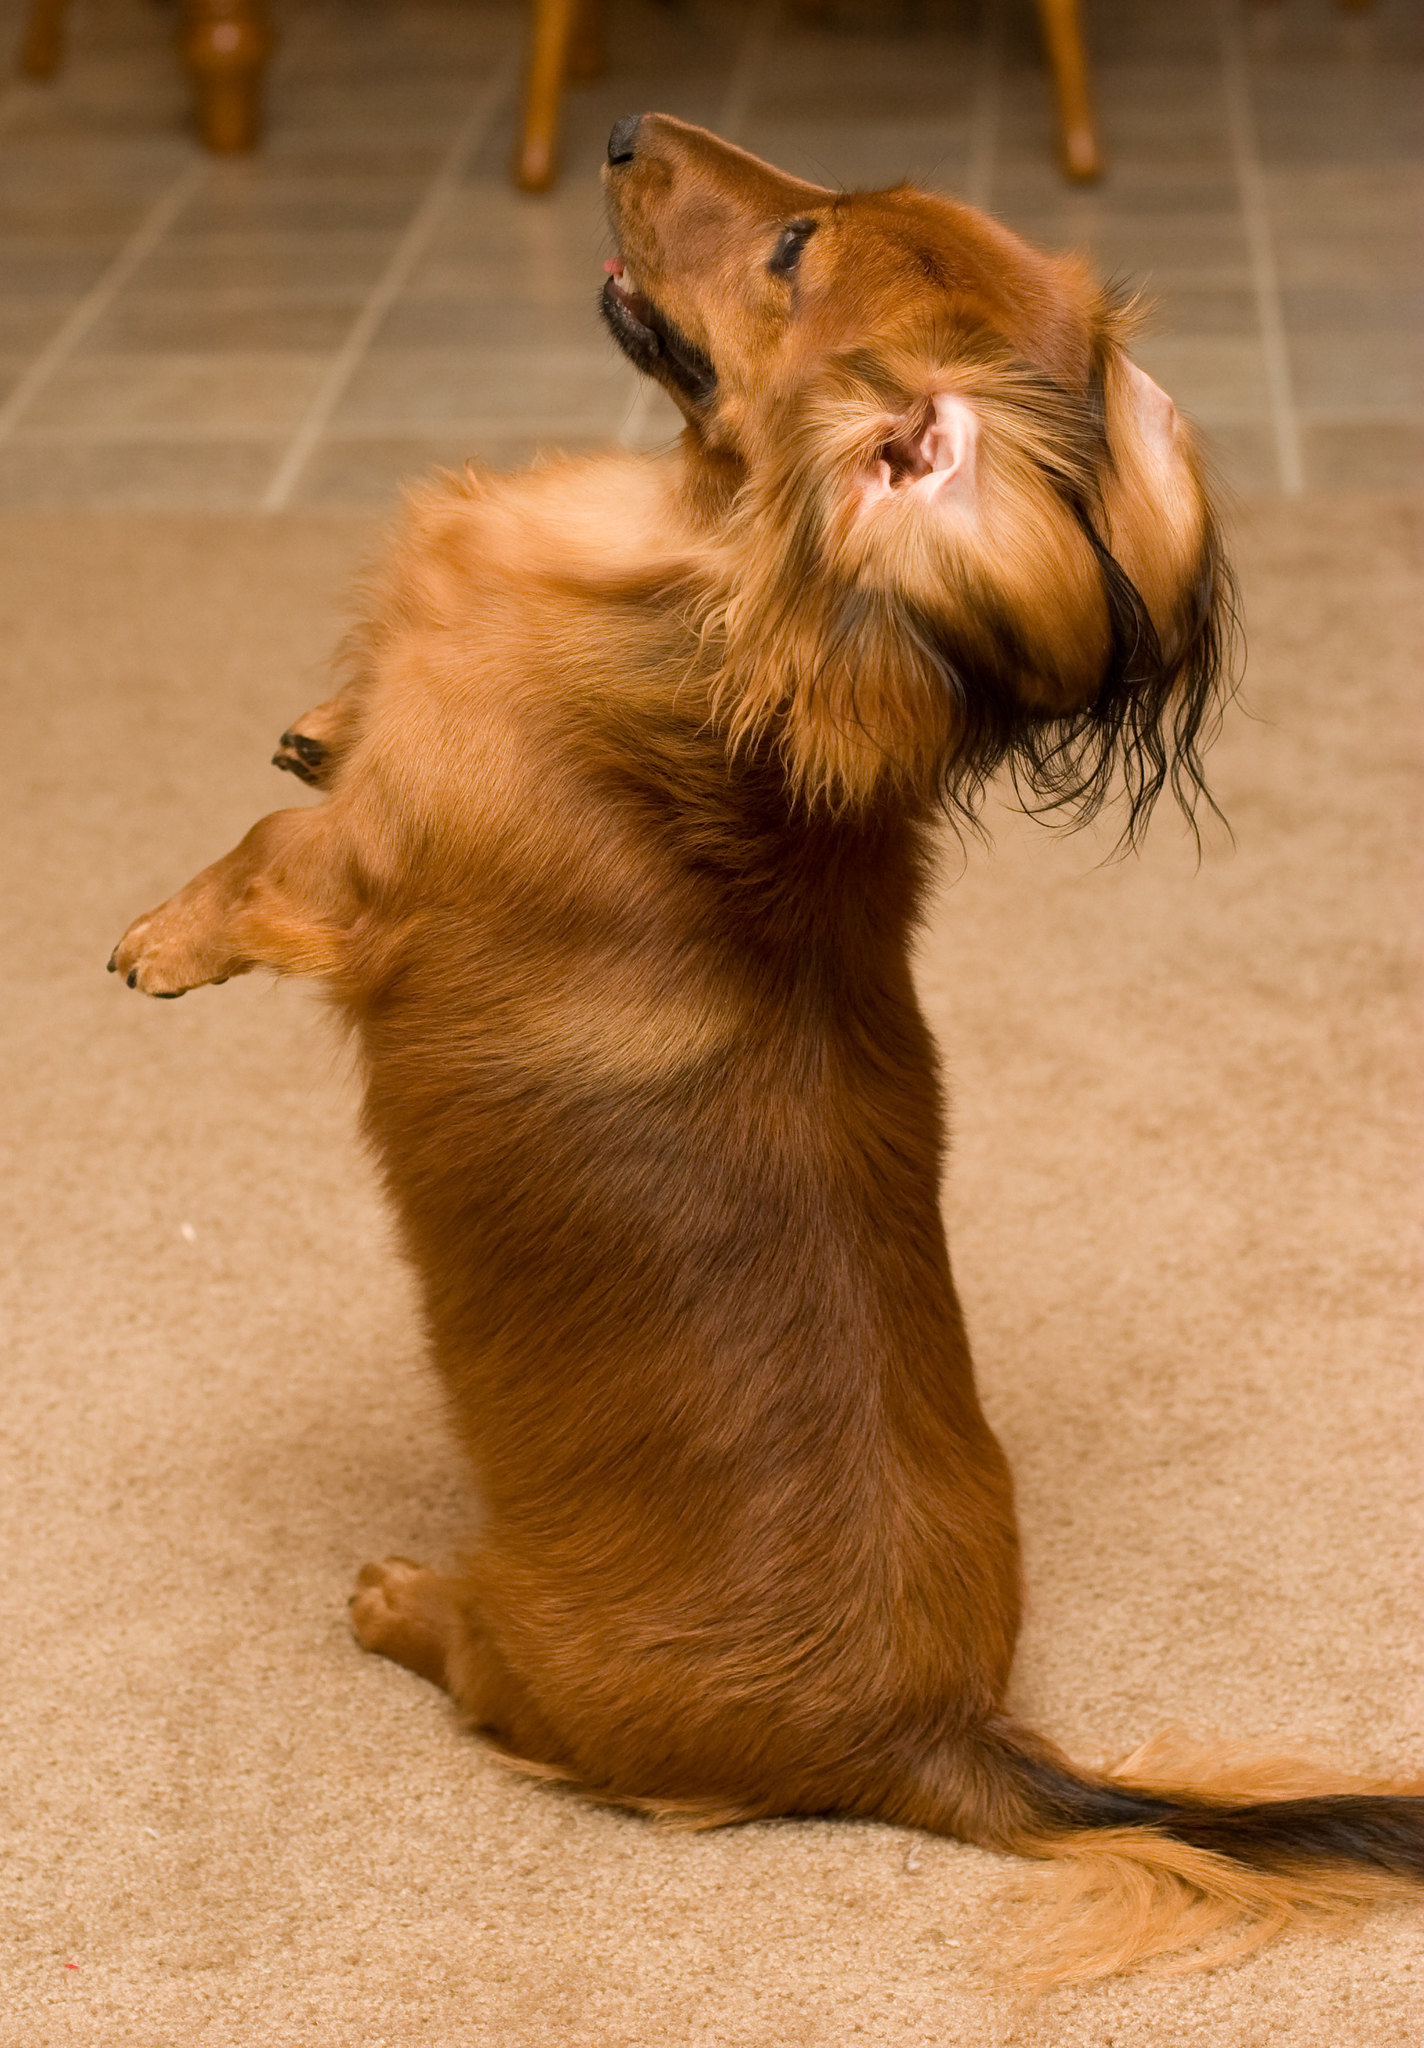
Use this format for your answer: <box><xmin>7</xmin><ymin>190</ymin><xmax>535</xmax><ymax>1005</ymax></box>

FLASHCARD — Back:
<box><xmin>602</xmin><ymin>114</ymin><xmax>1233</xmax><ymax>835</ymax></box>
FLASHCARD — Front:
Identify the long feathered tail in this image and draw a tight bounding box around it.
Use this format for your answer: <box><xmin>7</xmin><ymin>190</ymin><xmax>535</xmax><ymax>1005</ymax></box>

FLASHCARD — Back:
<box><xmin>914</xmin><ymin>1718</ymin><xmax>1424</xmax><ymax>1982</ymax></box>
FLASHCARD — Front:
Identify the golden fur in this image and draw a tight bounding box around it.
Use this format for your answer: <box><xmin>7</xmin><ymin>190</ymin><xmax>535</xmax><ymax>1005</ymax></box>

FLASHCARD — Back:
<box><xmin>111</xmin><ymin>116</ymin><xmax>1422</xmax><ymax>1981</ymax></box>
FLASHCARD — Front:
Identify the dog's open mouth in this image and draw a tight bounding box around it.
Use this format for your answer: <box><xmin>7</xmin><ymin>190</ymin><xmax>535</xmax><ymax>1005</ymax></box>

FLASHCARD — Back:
<box><xmin>601</xmin><ymin>258</ymin><xmax>717</xmax><ymax>407</ymax></box>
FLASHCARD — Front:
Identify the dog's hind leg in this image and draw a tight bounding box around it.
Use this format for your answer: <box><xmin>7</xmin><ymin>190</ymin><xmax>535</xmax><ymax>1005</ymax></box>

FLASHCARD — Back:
<box><xmin>350</xmin><ymin>1558</ymin><xmax>470</xmax><ymax>1693</ymax></box>
<box><xmin>349</xmin><ymin>1557</ymin><xmax>556</xmax><ymax>1766</ymax></box>
<box><xmin>272</xmin><ymin>692</ymin><xmax>361</xmax><ymax>790</ymax></box>
<box><xmin>109</xmin><ymin>805</ymin><xmax>353</xmax><ymax>996</ymax></box>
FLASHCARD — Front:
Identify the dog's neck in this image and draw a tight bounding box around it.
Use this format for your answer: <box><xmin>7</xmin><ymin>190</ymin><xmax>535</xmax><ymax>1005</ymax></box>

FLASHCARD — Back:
<box><xmin>676</xmin><ymin>433</ymin><xmax>745</xmax><ymax>529</ymax></box>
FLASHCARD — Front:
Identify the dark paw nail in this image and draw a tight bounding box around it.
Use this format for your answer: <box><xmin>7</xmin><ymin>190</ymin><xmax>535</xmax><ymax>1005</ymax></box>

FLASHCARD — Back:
<box><xmin>126</xmin><ymin>970</ymin><xmax>137</xmax><ymax>988</ymax></box>
<box><xmin>106</xmin><ymin>953</ymin><xmax>117</xmax><ymax>973</ymax></box>
<box><xmin>154</xmin><ymin>991</ymin><xmax>184</xmax><ymax>1000</ymax></box>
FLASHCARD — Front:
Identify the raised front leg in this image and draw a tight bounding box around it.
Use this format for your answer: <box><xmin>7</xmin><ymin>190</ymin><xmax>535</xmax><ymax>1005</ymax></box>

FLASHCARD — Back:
<box><xmin>272</xmin><ymin>693</ymin><xmax>362</xmax><ymax>790</ymax></box>
<box><xmin>109</xmin><ymin>806</ymin><xmax>353</xmax><ymax>997</ymax></box>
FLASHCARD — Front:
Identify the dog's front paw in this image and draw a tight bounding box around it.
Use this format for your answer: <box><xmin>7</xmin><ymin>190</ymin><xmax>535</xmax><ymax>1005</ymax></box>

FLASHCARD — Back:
<box><xmin>272</xmin><ymin>728</ymin><xmax>330</xmax><ymax>787</ymax></box>
<box><xmin>271</xmin><ymin>695</ymin><xmax>351</xmax><ymax>790</ymax></box>
<box><xmin>107</xmin><ymin>903</ymin><xmax>238</xmax><ymax>997</ymax></box>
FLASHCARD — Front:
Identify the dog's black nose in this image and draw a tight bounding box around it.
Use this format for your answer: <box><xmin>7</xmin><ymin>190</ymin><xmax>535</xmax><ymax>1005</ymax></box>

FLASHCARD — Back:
<box><xmin>607</xmin><ymin>114</ymin><xmax>643</xmax><ymax>166</ymax></box>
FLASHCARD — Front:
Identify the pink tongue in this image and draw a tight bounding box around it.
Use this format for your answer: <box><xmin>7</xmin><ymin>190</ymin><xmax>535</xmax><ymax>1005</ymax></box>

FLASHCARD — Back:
<box><xmin>604</xmin><ymin>258</ymin><xmax>624</xmax><ymax>277</ymax></box>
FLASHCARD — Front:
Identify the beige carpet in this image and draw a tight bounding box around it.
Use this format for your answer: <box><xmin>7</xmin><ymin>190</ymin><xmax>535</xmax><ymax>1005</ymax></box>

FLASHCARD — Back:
<box><xmin>1</xmin><ymin>497</ymin><xmax>1420</xmax><ymax>2046</ymax></box>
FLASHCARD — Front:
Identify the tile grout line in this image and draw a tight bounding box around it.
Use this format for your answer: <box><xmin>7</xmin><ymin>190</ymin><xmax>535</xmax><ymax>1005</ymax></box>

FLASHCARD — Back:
<box><xmin>260</xmin><ymin>44</ymin><xmax>521</xmax><ymax>514</ymax></box>
<box><xmin>1219</xmin><ymin>0</ymin><xmax>1304</xmax><ymax>496</ymax></box>
<box><xmin>0</xmin><ymin>156</ymin><xmax>209</xmax><ymax>444</ymax></box>
<box><xmin>0</xmin><ymin>83</ymin><xmax>32</xmax><ymax>138</ymax></box>
<box><xmin>13</xmin><ymin>414</ymin><xmax>717</xmax><ymax>449</ymax></box>
<box><xmin>0</xmin><ymin>73</ymin><xmax>51</xmax><ymax>138</ymax></box>
<box><xmin>964</xmin><ymin>0</ymin><xmax>1003</xmax><ymax>211</ymax></box>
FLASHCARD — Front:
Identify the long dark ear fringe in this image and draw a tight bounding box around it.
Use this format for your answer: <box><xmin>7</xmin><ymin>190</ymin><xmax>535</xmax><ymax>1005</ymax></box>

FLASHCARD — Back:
<box><xmin>704</xmin><ymin>506</ymin><xmax>1237</xmax><ymax>839</ymax></box>
<box><xmin>891</xmin><ymin>605</ymin><xmax>1043</xmax><ymax>840</ymax></box>
<box><xmin>986</xmin><ymin>507</ymin><xmax>1238</xmax><ymax>854</ymax></box>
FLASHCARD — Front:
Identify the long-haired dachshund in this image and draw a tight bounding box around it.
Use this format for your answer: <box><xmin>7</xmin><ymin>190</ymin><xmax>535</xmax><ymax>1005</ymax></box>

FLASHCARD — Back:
<box><xmin>110</xmin><ymin>115</ymin><xmax>1422</xmax><ymax>1980</ymax></box>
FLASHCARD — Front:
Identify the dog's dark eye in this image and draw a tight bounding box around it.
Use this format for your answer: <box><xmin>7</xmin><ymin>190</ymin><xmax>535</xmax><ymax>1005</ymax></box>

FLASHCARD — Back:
<box><xmin>768</xmin><ymin>219</ymin><xmax>817</xmax><ymax>276</ymax></box>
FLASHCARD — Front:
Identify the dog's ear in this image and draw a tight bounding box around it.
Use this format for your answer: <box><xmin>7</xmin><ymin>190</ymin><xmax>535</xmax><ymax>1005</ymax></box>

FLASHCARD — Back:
<box><xmin>840</xmin><ymin>370</ymin><xmax>1121</xmax><ymax>719</ymax></box>
<box><xmin>1094</xmin><ymin>347</ymin><xmax>1218</xmax><ymax>672</ymax></box>
<box><xmin>1058</xmin><ymin>339</ymin><xmax>1236</xmax><ymax>846</ymax></box>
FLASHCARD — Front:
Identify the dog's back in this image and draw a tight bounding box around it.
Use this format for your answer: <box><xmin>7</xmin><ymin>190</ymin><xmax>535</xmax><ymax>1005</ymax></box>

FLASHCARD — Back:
<box><xmin>330</xmin><ymin>456</ymin><xmax>1021</xmax><ymax>1812</ymax></box>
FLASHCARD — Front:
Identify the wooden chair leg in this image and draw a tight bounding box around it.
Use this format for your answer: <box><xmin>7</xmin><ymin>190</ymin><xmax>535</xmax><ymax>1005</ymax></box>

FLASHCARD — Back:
<box><xmin>178</xmin><ymin>0</ymin><xmax>274</xmax><ymax>154</ymax></box>
<box><xmin>1034</xmin><ymin>0</ymin><xmax>1103</xmax><ymax>183</ymax></box>
<box><xmin>515</xmin><ymin>0</ymin><xmax>580</xmax><ymax>193</ymax></box>
<box><xmin>18</xmin><ymin>0</ymin><xmax>70</xmax><ymax>78</ymax></box>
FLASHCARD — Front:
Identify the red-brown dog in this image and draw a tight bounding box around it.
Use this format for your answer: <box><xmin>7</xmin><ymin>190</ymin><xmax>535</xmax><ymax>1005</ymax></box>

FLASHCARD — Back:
<box><xmin>111</xmin><ymin>116</ymin><xmax>1422</xmax><ymax>1980</ymax></box>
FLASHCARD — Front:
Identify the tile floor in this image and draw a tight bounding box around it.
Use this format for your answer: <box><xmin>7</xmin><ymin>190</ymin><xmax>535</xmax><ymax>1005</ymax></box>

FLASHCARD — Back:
<box><xmin>0</xmin><ymin>0</ymin><xmax>1418</xmax><ymax>509</ymax></box>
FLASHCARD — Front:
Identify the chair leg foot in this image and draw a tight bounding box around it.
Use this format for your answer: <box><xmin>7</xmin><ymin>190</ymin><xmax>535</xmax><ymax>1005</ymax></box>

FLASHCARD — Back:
<box><xmin>514</xmin><ymin>0</ymin><xmax>578</xmax><ymax>193</ymax></box>
<box><xmin>178</xmin><ymin>0</ymin><xmax>274</xmax><ymax>155</ymax></box>
<box><xmin>1061</xmin><ymin>121</ymin><xmax>1103</xmax><ymax>184</ymax></box>
<box><xmin>1034</xmin><ymin>0</ymin><xmax>1104</xmax><ymax>184</ymax></box>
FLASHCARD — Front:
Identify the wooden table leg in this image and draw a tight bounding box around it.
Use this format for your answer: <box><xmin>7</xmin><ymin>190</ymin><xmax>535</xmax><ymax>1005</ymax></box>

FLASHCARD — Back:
<box><xmin>1034</xmin><ymin>0</ymin><xmax>1103</xmax><ymax>183</ymax></box>
<box><xmin>19</xmin><ymin>0</ymin><xmax>69</xmax><ymax>77</ymax></box>
<box><xmin>178</xmin><ymin>0</ymin><xmax>274</xmax><ymax>154</ymax></box>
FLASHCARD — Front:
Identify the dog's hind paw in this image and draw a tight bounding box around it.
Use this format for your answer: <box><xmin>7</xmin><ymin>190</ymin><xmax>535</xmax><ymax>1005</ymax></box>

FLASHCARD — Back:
<box><xmin>349</xmin><ymin>1557</ymin><xmax>458</xmax><ymax>1692</ymax></box>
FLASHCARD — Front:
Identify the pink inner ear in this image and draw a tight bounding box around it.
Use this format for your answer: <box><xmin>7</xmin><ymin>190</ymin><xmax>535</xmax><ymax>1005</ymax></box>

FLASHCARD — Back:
<box><xmin>1123</xmin><ymin>358</ymin><xmax>1180</xmax><ymax>457</ymax></box>
<box><xmin>918</xmin><ymin>393</ymin><xmax>977</xmax><ymax>488</ymax></box>
<box><xmin>859</xmin><ymin>392</ymin><xmax>979</xmax><ymax>513</ymax></box>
